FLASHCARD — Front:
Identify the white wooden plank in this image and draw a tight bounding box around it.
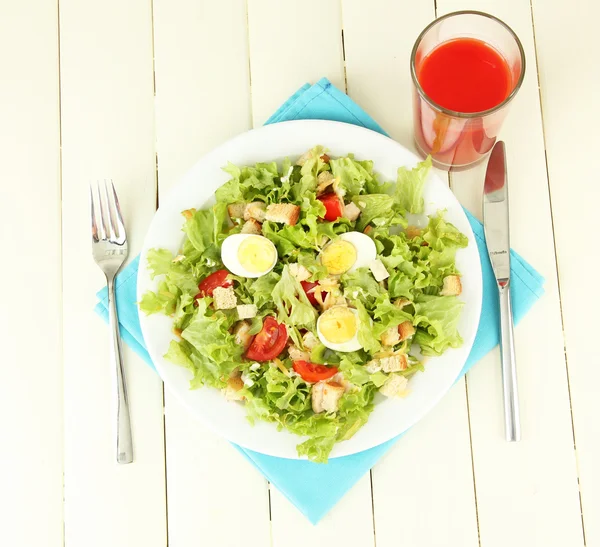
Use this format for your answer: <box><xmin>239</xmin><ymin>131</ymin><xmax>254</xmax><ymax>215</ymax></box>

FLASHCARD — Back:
<box><xmin>59</xmin><ymin>1</ymin><xmax>167</xmax><ymax>545</ymax></box>
<box><xmin>247</xmin><ymin>0</ymin><xmax>346</xmax><ymax>126</ymax></box>
<box><xmin>531</xmin><ymin>1</ymin><xmax>600</xmax><ymax>545</ymax></box>
<box><xmin>151</xmin><ymin>1</ymin><xmax>272</xmax><ymax>545</ymax></box>
<box><xmin>0</xmin><ymin>3</ymin><xmax>63</xmax><ymax>546</ymax></box>
<box><xmin>436</xmin><ymin>1</ymin><xmax>584</xmax><ymax>546</ymax></box>
<box><xmin>340</xmin><ymin>2</ymin><xmax>480</xmax><ymax>545</ymax></box>
<box><xmin>246</xmin><ymin>1</ymin><xmax>375</xmax><ymax>542</ymax></box>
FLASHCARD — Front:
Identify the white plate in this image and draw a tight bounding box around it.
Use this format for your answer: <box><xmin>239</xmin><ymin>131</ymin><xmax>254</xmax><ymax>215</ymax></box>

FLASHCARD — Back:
<box><xmin>137</xmin><ymin>120</ymin><xmax>483</xmax><ymax>459</ymax></box>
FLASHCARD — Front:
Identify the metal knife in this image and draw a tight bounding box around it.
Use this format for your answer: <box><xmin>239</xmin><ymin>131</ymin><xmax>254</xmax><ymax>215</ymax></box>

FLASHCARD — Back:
<box><xmin>483</xmin><ymin>141</ymin><xmax>521</xmax><ymax>442</ymax></box>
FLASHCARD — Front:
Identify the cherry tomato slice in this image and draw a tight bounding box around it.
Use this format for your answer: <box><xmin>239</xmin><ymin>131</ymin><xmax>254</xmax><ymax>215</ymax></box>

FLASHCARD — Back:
<box><xmin>293</xmin><ymin>360</ymin><xmax>339</xmax><ymax>383</ymax></box>
<box><xmin>300</xmin><ymin>280</ymin><xmax>323</xmax><ymax>308</ymax></box>
<box><xmin>197</xmin><ymin>269</ymin><xmax>233</xmax><ymax>297</ymax></box>
<box><xmin>245</xmin><ymin>316</ymin><xmax>288</xmax><ymax>362</ymax></box>
<box><xmin>317</xmin><ymin>192</ymin><xmax>344</xmax><ymax>222</ymax></box>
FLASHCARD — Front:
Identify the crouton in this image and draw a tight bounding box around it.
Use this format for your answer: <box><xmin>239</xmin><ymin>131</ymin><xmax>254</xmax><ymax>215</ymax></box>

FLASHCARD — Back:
<box><xmin>296</xmin><ymin>149</ymin><xmax>312</xmax><ymax>166</ymax></box>
<box><xmin>363</xmin><ymin>225</ymin><xmax>373</xmax><ymax>235</ymax></box>
<box><xmin>213</xmin><ymin>286</ymin><xmax>237</xmax><ymax>310</ymax></box>
<box><xmin>240</xmin><ymin>218</ymin><xmax>262</xmax><ymax>235</ymax></box>
<box><xmin>225</xmin><ymin>374</ymin><xmax>245</xmax><ymax>401</ymax></box>
<box><xmin>369</xmin><ymin>259</ymin><xmax>389</xmax><ymax>282</ymax></box>
<box><xmin>405</xmin><ymin>225</ymin><xmax>422</xmax><ymax>239</ymax></box>
<box><xmin>343</xmin><ymin>202</ymin><xmax>361</xmax><ymax>222</ymax></box>
<box><xmin>244</xmin><ymin>201</ymin><xmax>267</xmax><ymax>222</ymax></box>
<box><xmin>227</xmin><ymin>202</ymin><xmax>247</xmax><ymax>220</ymax></box>
<box><xmin>265</xmin><ymin>203</ymin><xmax>301</xmax><ymax>226</ymax></box>
<box><xmin>316</xmin><ymin>171</ymin><xmax>335</xmax><ymax>195</ymax></box>
<box><xmin>365</xmin><ymin>361</ymin><xmax>381</xmax><ymax>374</ymax></box>
<box><xmin>381</xmin><ymin>326</ymin><xmax>401</xmax><ymax>347</ymax></box>
<box><xmin>236</xmin><ymin>304</ymin><xmax>257</xmax><ymax>320</ymax></box>
<box><xmin>320</xmin><ymin>153</ymin><xmax>330</xmax><ymax>164</ymax></box>
<box><xmin>288</xmin><ymin>344</ymin><xmax>311</xmax><ymax>362</ymax></box>
<box><xmin>394</xmin><ymin>298</ymin><xmax>411</xmax><ymax>309</ymax></box>
<box><xmin>302</xmin><ymin>331</ymin><xmax>319</xmax><ymax>351</ymax></box>
<box><xmin>379</xmin><ymin>374</ymin><xmax>409</xmax><ymax>398</ymax></box>
<box><xmin>289</xmin><ymin>263</ymin><xmax>311</xmax><ymax>283</ymax></box>
<box><xmin>379</xmin><ymin>354</ymin><xmax>409</xmax><ymax>373</ymax></box>
<box><xmin>398</xmin><ymin>321</ymin><xmax>415</xmax><ymax>342</ymax></box>
<box><xmin>312</xmin><ymin>380</ymin><xmax>345</xmax><ymax>413</ymax></box>
<box><xmin>233</xmin><ymin>320</ymin><xmax>253</xmax><ymax>349</ymax></box>
<box><xmin>440</xmin><ymin>275</ymin><xmax>462</xmax><ymax>296</ymax></box>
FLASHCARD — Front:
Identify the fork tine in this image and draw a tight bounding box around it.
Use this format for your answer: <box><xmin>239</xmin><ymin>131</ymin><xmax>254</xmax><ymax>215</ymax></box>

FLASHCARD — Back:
<box><xmin>109</xmin><ymin>180</ymin><xmax>126</xmax><ymax>242</ymax></box>
<box><xmin>95</xmin><ymin>181</ymin><xmax>108</xmax><ymax>240</ymax></box>
<box><xmin>90</xmin><ymin>184</ymin><xmax>100</xmax><ymax>242</ymax></box>
<box><xmin>102</xmin><ymin>179</ymin><xmax>118</xmax><ymax>241</ymax></box>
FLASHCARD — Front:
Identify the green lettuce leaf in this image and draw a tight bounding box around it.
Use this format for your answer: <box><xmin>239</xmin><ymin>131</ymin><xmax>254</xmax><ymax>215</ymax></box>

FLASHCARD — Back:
<box><xmin>395</xmin><ymin>156</ymin><xmax>432</xmax><ymax>214</ymax></box>
<box><xmin>413</xmin><ymin>295</ymin><xmax>464</xmax><ymax>355</ymax></box>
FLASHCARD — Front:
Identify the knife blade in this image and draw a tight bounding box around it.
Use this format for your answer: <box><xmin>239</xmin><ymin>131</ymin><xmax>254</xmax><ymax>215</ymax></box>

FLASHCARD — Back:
<box><xmin>483</xmin><ymin>141</ymin><xmax>521</xmax><ymax>442</ymax></box>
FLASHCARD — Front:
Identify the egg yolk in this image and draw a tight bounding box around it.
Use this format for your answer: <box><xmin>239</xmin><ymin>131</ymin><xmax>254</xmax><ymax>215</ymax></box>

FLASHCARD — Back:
<box><xmin>238</xmin><ymin>236</ymin><xmax>275</xmax><ymax>273</ymax></box>
<box><xmin>319</xmin><ymin>307</ymin><xmax>357</xmax><ymax>343</ymax></box>
<box><xmin>321</xmin><ymin>239</ymin><xmax>357</xmax><ymax>275</ymax></box>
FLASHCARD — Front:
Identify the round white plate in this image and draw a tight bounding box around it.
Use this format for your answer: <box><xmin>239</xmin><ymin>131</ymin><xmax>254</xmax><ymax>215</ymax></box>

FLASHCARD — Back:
<box><xmin>138</xmin><ymin>120</ymin><xmax>483</xmax><ymax>459</ymax></box>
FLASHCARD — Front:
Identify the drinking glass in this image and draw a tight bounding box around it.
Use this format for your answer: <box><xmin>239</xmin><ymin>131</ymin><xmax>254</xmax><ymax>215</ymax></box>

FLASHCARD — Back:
<box><xmin>411</xmin><ymin>11</ymin><xmax>525</xmax><ymax>171</ymax></box>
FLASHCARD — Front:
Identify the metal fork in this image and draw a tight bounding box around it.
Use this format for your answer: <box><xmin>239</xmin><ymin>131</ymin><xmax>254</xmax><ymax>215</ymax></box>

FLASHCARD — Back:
<box><xmin>90</xmin><ymin>180</ymin><xmax>133</xmax><ymax>464</ymax></box>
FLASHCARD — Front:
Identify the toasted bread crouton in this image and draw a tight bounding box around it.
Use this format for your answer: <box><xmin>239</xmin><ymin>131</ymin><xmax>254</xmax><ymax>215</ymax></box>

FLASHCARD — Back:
<box><xmin>289</xmin><ymin>263</ymin><xmax>311</xmax><ymax>283</ymax></box>
<box><xmin>236</xmin><ymin>304</ymin><xmax>258</xmax><ymax>320</ymax></box>
<box><xmin>363</xmin><ymin>225</ymin><xmax>373</xmax><ymax>235</ymax></box>
<box><xmin>316</xmin><ymin>171</ymin><xmax>335</xmax><ymax>195</ymax></box>
<box><xmin>244</xmin><ymin>201</ymin><xmax>267</xmax><ymax>222</ymax></box>
<box><xmin>227</xmin><ymin>202</ymin><xmax>247</xmax><ymax>220</ymax></box>
<box><xmin>379</xmin><ymin>354</ymin><xmax>409</xmax><ymax>373</ymax></box>
<box><xmin>265</xmin><ymin>203</ymin><xmax>301</xmax><ymax>226</ymax></box>
<box><xmin>302</xmin><ymin>331</ymin><xmax>319</xmax><ymax>351</ymax></box>
<box><xmin>225</xmin><ymin>374</ymin><xmax>245</xmax><ymax>401</ymax></box>
<box><xmin>312</xmin><ymin>380</ymin><xmax>345</xmax><ymax>413</ymax></box>
<box><xmin>394</xmin><ymin>298</ymin><xmax>411</xmax><ymax>309</ymax></box>
<box><xmin>241</xmin><ymin>218</ymin><xmax>262</xmax><ymax>235</ymax></box>
<box><xmin>288</xmin><ymin>344</ymin><xmax>311</xmax><ymax>362</ymax></box>
<box><xmin>369</xmin><ymin>259</ymin><xmax>389</xmax><ymax>282</ymax></box>
<box><xmin>379</xmin><ymin>374</ymin><xmax>409</xmax><ymax>398</ymax></box>
<box><xmin>398</xmin><ymin>321</ymin><xmax>415</xmax><ymax>342</ymax></box>
<box><xmin>440</xmin><ymin>275</ymin><xmax>462</xmax><ymax>296</ymax></box>
<box><xmin>213</xmin><ymin>286</ymin><xmax>237</xmax><ymax>310</ymax></box>
<box><xmin>381</xmin><ymin>326</ymin><xmax>401</xmax><ymax>347</ymax></box>
<box><xmin>296</xmin><ymin>149</ymin><xmax>312</xmax><ymax>166</ymax></box>
<box><xmin>343</xmin><ymin>202</ymin><xmax>361</xmax><ymax>222</ymax></box>
<box><xmin>232</xmin><ymin>320</ymin><xmax>253</xmax><ymax>350</ymax></box>
<box><xmin>405</xmin><ymin>225</ymin><xmax>422</xmax><ymax>239</ymax></box>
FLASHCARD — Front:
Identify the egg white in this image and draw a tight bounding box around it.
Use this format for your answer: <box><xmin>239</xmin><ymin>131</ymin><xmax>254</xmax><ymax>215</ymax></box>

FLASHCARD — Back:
<box><xmin>317</xmin><ymin>306</ymin><xmax>363</xmax><ymax>352</ymax></box>
<box><xmin>337</xmin><ymin>231</ymin><xmax>377</xmax><ymax>273</ymax></box>
<box><xmin>220</xmin><ymin>234</ymin><xmax>278</xmax><ymax>278</ymax></box>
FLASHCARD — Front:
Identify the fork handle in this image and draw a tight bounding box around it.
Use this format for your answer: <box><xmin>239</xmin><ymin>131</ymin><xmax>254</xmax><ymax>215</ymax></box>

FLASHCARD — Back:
<box><xmin>107</xmin><ymin>277</ymin><xmax>134</xmax><ymax>464</ymax></box>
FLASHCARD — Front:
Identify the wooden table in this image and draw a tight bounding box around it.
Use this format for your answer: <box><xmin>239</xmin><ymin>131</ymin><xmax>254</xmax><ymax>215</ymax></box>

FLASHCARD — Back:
<box><xmin>3</xmin><ymin>1</ymin><xmax>598</xmax><ymax>546</ymax></box>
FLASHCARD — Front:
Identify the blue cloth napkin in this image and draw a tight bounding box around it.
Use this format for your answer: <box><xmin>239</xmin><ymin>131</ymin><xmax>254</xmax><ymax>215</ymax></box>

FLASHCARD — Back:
<box><xmin>95</xmin><ymin>78</ymin><xmax>544</xmax><ymax>524</ymax></box>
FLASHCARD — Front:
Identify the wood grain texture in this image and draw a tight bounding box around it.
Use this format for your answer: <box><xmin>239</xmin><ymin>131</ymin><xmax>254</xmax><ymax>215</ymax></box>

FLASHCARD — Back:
<box><xmin>532</xmin><ymin>0</ymin><xmax>600</xmax><ymax>544</ymax></box>
<box><xmin>152</xmin><ymin>1</ymin><xmax>272</xmax><ymax>545</ymax></box>
<box><xmin>437</xmin><ymin>1</ymin><xmax>584</xmax><ymax>546</ymax></box>
<box><xmin>59</xmin><ymin>0</ymin><xmax>167</xmax><ymax>545</ymax></box>
<box><xmin>0</xmin><ymin>2</ymin><xmax>63</xmax><ymax>546</ymax></box>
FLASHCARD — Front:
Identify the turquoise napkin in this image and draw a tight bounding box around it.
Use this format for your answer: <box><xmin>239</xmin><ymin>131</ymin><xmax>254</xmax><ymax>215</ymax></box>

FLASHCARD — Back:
<box><xmin>95</xmin><ymin>78</ymin><xmax>544</xmax><ymax>524</ymax></box>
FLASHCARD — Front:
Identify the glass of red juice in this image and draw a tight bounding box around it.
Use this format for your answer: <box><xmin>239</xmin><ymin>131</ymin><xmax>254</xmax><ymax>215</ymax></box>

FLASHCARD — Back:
<box><xmin>411</xmin><ymin>11</ymin><xmax>525</xmax><ymax>171</ymax></box>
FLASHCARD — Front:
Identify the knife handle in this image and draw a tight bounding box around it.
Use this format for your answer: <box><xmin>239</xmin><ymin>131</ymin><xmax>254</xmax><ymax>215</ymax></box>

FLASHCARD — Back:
<box><xmin>498</xmin><ymin>282</ymin><xmax>521</xmax><ymax>442</ymax></box>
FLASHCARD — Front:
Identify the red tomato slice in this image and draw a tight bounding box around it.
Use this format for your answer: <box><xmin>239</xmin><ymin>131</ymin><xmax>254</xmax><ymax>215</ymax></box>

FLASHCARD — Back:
<box><xmin>317</xmin><ymin>192</ymin><xmax>344</xmax><ymax>222</ymax></box>
<box><xmin>197</xmin><ymin>269</ymin><xmax>233</xmax><ymax>298</ymax></box>
<box><xmin>293</xmin><ymin>361</ymin><xmax>338</xmax><ymax>383</ymax></box>
<box><xmin>245</xmin><ymin>317</ymin><xmax>288</xmax><ymax>362</ymax></box>
<box><xmin>300</xmin><ymin>280</ymin><xmax>323</xmax><ymax>308</ymax></box>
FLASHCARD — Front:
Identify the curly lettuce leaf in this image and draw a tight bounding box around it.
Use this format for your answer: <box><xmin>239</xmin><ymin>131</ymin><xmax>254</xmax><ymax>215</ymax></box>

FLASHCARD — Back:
<box><xmin>413</xmin><ymin>295</ymin><xmax>464</xmax><ymax>355</ymax></box>
<box><xmin>395</xmin><ymin>156</ymin><xmax>432</xmax><ymax>214</ymax></box>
